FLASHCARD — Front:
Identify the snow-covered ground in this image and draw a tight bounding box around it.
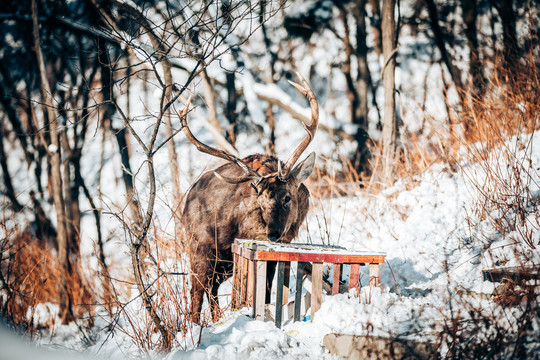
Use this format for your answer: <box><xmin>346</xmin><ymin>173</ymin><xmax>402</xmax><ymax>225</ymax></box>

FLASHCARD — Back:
<box><xmin>156</xmin><ymin>131</ymin><xmax>539</xmax><ymax>359</ymax></box>
<box><xmin>8</xmin><ymin>130</ymin><xmax>535</xmax><ymax>360</ymax></box>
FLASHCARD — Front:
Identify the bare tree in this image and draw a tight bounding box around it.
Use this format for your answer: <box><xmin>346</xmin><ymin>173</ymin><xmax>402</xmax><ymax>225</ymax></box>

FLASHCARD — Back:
<box><xmin>461</xmin><ymin>0</ymin><xmax>485</xmax><ymax>97</ymax></box>
<box><xmin>87</xmin><ymin>0</ymin><xmax>282</xmax><ymax>349</ymax></box>
<box><xmin>31</xmin><ymin>0</ymin><xmax>73</xmax><ymax>323</ymax></box>
<box><xmin>488</xmin><ymin>0</ymin><xmax>519</xmax><ymax>71</ymax></box>
<box><xmin>0</xmin><ymin>122</ymin><xmax>22</xmax><ymax>212</ymax></box>
<box><xmin>381</xmin><ymin>0</ymin><xmax>397</xmax><ymax>184</ymax></box>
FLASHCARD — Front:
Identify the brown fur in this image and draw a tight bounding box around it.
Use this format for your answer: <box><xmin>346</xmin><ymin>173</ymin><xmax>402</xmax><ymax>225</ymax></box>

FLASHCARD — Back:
<box><xmin>182</xmin><ymin>154</ymin><xmax>312</xmax><ymax>323</ymax></box>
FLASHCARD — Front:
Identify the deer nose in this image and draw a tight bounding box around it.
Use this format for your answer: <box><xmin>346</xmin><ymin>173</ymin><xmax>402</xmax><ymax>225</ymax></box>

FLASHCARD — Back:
<box><xmin>267</xmin><ymin>232</ymin><xmax>281</xmax><ymax>242</ymax></box>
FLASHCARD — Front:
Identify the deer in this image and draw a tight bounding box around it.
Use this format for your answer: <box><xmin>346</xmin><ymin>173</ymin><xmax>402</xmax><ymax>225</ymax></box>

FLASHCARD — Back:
<box><xmin>179</xmin><ymin>73</ymin><xmax>318</xmax><ymax>324</ymax></box>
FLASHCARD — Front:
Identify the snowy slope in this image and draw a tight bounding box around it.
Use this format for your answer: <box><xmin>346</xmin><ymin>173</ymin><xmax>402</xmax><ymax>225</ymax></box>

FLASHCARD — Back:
<box><xmin>88</xmin><ymin>132</ymin><xmax>536</xmax><ymax>359</ymax></box>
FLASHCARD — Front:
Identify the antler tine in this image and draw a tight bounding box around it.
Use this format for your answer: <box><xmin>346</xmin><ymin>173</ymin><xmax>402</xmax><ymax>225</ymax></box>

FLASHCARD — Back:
<box><xmin>283</xmin><ymin>72</ymin><xmax>319</xmax><ymax>176</ymax></box>
<box><xmin>179</xmin><ymin>96</ymin><xmax>260</xmax><ymax>179</ymax></box>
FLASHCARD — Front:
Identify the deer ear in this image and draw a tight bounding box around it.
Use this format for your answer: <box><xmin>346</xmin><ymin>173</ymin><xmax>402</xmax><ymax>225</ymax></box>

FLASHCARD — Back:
<box><xmin>291</xmin><ymin>152</ymin><xmax>315</xmax><ymax>184</ymax></box>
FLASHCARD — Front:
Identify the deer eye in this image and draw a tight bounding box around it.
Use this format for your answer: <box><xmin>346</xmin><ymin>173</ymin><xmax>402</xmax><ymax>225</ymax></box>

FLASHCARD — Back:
<box><xmin>283</xmin><ymin>195</ymin><xmax>291</xmax><ymax>205</ymax></box>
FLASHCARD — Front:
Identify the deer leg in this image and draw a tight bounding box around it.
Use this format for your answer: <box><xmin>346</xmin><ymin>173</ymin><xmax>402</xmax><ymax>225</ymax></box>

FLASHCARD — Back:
<box><xmin>208</xmin><ymin>261</ymin><xmax>223</xmax><ymax>322</ymax></box>
<box><xmin>208</xmin><ymin>253</ymin><xmax>233</xmax><ymax>322</ymax></box>
<box><xmin>265</xmin><ymin>260</ymin><xmax>277</xmax><ymax>303</ymax></box>
<box><xmin>190</xmin><ymin>274</ymin><xmax>206</xmax><ymax>324</ymax></box>
<box><xmin>209</xmin><ymin>278</ymin><xmax>222</xmax><ymax>322</ymax></box>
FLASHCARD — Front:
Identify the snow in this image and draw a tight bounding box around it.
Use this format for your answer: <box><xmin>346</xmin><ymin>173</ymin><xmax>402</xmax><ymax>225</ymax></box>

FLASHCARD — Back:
<box><xmin>2</xmin><ymin>1</ymin><xmax>539</xmax><ymax>359</ymax></box>
<box><xmin>160</xmin><ymin>129</ymin><xmax>535</xmax><ymax>358</ymax></box>
<box><xmin>9</xmin><ymin>130</ymin><xmax>534</xmax><ymax>360</ymax></box>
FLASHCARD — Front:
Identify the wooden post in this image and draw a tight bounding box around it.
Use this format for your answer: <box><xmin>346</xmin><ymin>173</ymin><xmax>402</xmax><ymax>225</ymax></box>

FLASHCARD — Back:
<box><xmin>232</xmin><ymin>252</ymin><xmax>239</xmax><ymax>309</ymax></box>
<box><xmin>282</xmin><ymin>262</ymin><xmax>290</xmax><ymax>305</ymax></box>
<box><xmin>369</xmin><ymin>263</ymin><xmax>380</xmax><ymax>287</ymax></box>
<box><xmin>254</xmin><ymin>261</ymin><xmax>266</xmax><ymax>320</ymax></box>
<box><xmin>294</xmin><ymin>262</ymin><xmax>305</xmax><ymax>322</ymax></box>
<box><xmin>248</xmin><ymin>259</ymin><xmax>256</xmax><ymax>306</ymax></box>
<box><xmin>349</xmin><ymin>264</ymin><xmax>360</xmax><ymax>291</ymax></box>
<box><xmin>311</xmin><ymin>262</ymin><xmax>323</xmax><ymax>321</ymax></box>
<box><xmin>241</xmin><ymin>256</ymin><xmax>249</xmax><ymax>305</ymax></box>
<box><xmin>332</xmin><ymin>264</ymin><xmax>342</xmax><ymax>295</ymax></box>
<box><xmin>275</xmin><ymin>261</ymin><xmax>286</xmax><ymax>328</ymax></box>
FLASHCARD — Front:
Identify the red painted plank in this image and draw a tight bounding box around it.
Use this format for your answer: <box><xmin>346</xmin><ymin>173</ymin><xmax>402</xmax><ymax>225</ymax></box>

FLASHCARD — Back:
<box><xmin>233</xmin><ymin>242</ymin><xmax>385</xmax><ymax>264</ymax></box>
<box><xmin>254</xmin><ymin>251</ymin><xmax>384</xmax><ymax>264</ymax></box>
<box><xmin>349</xmin><ymin>264</ymin><xmax>360</xmax><ymax>290</ymax></box>
<box><xmin>332</xmin><ymin>264</ymin><xmax>341</xmax><ymax>295</ymax></box>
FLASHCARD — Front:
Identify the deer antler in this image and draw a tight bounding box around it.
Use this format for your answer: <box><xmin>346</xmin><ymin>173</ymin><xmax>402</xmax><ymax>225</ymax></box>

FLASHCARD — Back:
<box><xmin>179</xmin><ymin>96</ymin><xmax>261</xmax><ymax>180</ymax></box>
<box><xmin>281</xmin><ymin>72</ymin><xmax>319</xmax><ymax>178</ymax></box>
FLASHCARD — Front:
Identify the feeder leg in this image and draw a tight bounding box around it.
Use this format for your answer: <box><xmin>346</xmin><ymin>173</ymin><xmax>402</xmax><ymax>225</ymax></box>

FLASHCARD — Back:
<box><xmin>241</xmin><ymin>257</ymin><xmax>249</xmax><ymax>305</ymax></box>
<box><xmin>294</xmin><ymin>262</ymin><xmax>305</xmax><ymax>322</ymax></box>
<box><xmin>275</xmin><ymin>261</ymin><xmax>286</xmax><ymax>328</ymax></box>
<box><xmin>349</xmin><ymin>264</ymin><xmax>360</xmax><ymax>291</ymax></box>
<box><xmin>311</xmin><ymin>262</ymin><xmax>323</xmax><ymax>321</ymax></box>
<box><xmin>248</xmin><ymin>260</ymin><xmax>256</xmax><ymax>307</ymax></box>
<box><xmin>282</xmin><ymin>262</ymin><xmax>290</xmax><ymax>305</ymax></box>
<box><xmin>332</xmin><ymin>264</ymin><xmax>342</xmax><ymax>295</ymax></box>
<box><xmin>254</xmin><ymin>261</ymin><xmax>267</xmax><ymax>321</ymax></box>
<box><xmin>232</xmin><ymin>253</ymin><xmax>240</xmax><ymax>309</ymax></box>
<box><xmin>369</xmin><ymin>263</ymin><xmax>380</xmax><ymax>287</ymax></box>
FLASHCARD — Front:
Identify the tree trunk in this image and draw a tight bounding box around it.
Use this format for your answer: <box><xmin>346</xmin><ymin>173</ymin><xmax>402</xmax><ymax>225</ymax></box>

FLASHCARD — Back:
<box><xmin>128</xmin><ymin>5</ymin><xmax>184</xmax><ymax>248</ymax></box>
<box><xmin>461</xmin><ymin>0</ymin><xmax>485</xmax><ymax>97</ymax></box>
<box><xmin>0</xmin><ymin>124</ymin><xmax>23</xmax><ymax>212</ymax></box>
<box><xmin>259</xmin><ymin>1</ymin><xmax>277</xmax><ymax>155</ymax></box>
<box><xmin>31</xmin><ymin>0</ymin><xmax>73</xmax><ymax>324</ymax></box>
<box><xmin>381</xmin><ymin>0</ymin><xmax>397</xmax><ymax>184</ymax></box>
<box><xmin>60</xmin><ymin>129</ymin><xmax>81</xmax><ymax>257</ymax></box>
<box><xmin>96</xmin><ymin>40</ymin><xmax>144</xmax><ymax>231</ymax></box>
<box><xmin>425</xmin><ymin>0</ymin><xmax>464</xmax><ymax>91</ymax></box>
<box><xmin>90</xmin><ymin>2</ymin><xmax>172</xmax><ymax>349</ymax></box>
<box><xmin>353</xmin><ymin>0</ymin><xmax>372</xmax><ymax>173</ymax></box>
<box><xmin>202</xmin><ymin>70</ymin><xmax>223</xmax><ymax>135</ymax></box>
<box><xmin>225</xmin><ymin>70</ymin><xmax>238</xmax><ymax>146</ymax></box>
<box><xmin>488</xmin><ymin>0</ymin><xmax>518</xmax><ymax>71</ymax></box>
<box><xmin>0</xmin><ymin>67</ymin><xmax>34</xmax><ymax>168</ymax></box>
<box><xmin>368</xmin><ymin>0</ymin><xmax>383</xmax><ymax>56</ymax></box>
<box><xmin>160</xmin><ymin>56</ymin><xmax>183</xmax><ymax>251</ymax></box>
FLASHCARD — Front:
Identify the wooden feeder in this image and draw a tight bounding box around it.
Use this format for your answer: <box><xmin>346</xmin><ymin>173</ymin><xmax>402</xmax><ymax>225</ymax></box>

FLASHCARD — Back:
<box><xmin>231</xmin><ymin>239</ymin><xmax>386</xmax><ymax>328</ymax></box>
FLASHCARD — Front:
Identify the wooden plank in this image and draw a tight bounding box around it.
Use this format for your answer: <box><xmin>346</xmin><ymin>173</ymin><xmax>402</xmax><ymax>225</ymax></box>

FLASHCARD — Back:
<box><xmin>231</xmin><ymin>243</ymin><xmax>257</xmax><ymax>261</ymax></box>
<box><xmin>254</xmin><ymin>261</ymin><xmax>267</xmax><ymax>321</ymax></box>
<box><xmin>349</xmin><ymin>264</ymin><xmax>360</xmax><ymax>290</ymax></box>
<box><xmin>255</xmin><ymin>251</ymin><xmax>385</xmax><ymax>264</ymax></box>
<box><xmin>369</xmin><ymin>263</ymin><xmax>380</xmax><ymax>287</ymax></box>
<box><xmin>241</xmin><ymin>256</ymin><xmax>249</xmax><ymax>305</ymax></box>
<box><xmin>294</xmin><ymin>262</ymin><xmax>305</xmax><ymax>322</ymax></box>
<box><xmin>235</xmin><ymin>240</ymin><xmax>385</xmax><ymax>254</ymax></box>
<box><xmin>483</xmin><ymin>266</ymin><xmax>540</xmax><ymax>283</ymax></box>
<box><xmin>233</xmin><ymin>240</ymin><xmax>386</xmax><ymax>264</ymax></box>
<box><xmin>311</xmin><ymin>262</ymin><xmax>323</xmax><ymax>321</ymax></box>
<box><xmin>332</xmin><ymin>264</ymin><xmax>342</xmax><ymax>295</ymax></box>
<box><xmin>283</xmin><ymin>262</ymin><xmax>290</xmax><ymax>305</ymax></box>
<box><xmin>248</xmin><ymin>259</ymin><xmax>256</xmax><ymax>306</ymax></box>
<box><xmin>275</xmin><ymin>261</ymin><xmax>286</xmax><ymax>328</ymax></box>
<box><xmin>232</xmin><ymin>252</ymin><xmax>240</xmax><ymax>309</ymax></box>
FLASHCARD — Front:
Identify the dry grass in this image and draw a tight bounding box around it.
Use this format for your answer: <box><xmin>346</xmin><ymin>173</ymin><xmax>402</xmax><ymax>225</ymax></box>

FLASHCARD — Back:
<box><xmin>0</xmin><ymin>229</ymin><xmax>94</xmax><ymax>332</ymax></box>
<box><xmin>104</xmin><ymin>231</ymin><xmax>206</xmax><ymax>352</ymax></box>
<box><xmin>455</xmin><ymin>50</ymin><xmax>540</xmax><ymax>252</ymax></box>
<box><xmin>431</xmin><ymin>43</ymin><xmax>540</xmax><ymax>359</ymax></box>
<box><xmin>307</xmin><ymin>37</ymin><xmax>540</xmax><ymax>359</ymax></box>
